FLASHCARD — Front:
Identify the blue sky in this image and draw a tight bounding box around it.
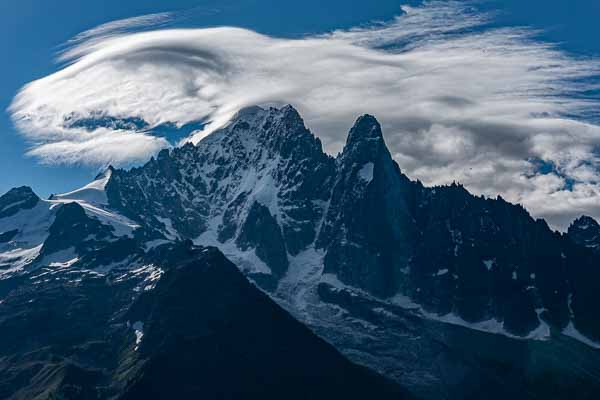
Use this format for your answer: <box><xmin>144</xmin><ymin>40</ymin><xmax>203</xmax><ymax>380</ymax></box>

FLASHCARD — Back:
<box><xmin>2</xmin><ymin>0</ymin><xmax>600</xmax><ymax>229</ymax></box>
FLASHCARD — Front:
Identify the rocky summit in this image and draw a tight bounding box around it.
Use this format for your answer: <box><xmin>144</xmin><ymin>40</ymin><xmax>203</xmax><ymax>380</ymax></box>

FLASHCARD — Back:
<box><xmin>1</xmin><ymin>105</ymin><xmax>600</xmax><ymax>399</ymax></box>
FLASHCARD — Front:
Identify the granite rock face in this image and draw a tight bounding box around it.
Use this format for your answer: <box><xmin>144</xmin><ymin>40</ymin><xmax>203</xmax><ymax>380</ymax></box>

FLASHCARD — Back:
<box><xmin>568</xmin><ymin>215</ymin><xmax>600</xmax><ymax>254</ymax></box>
<box><xmin>317</xmin><ymin>115</ymin><xmax>416</xmax><ymax>297</ymax></box>
<box><xmin>105</xmin><ymin>105</ymin><xmax>335</xmax><ymax>277</ymax></box>
<box><xmin>38</xmin><ymin>202</ymin><xmax>115</xmax><ymax>257</ymax></box>
<box><xmin>0</xmin><ymin>186</ymin><xmax>39</xmax><ymax>219</ymax></box>
<box><xmin>407</xmin><ymin>183</ymin><xmax>600</xmax><ymax>337</ymax></box>
<box><xmin>98</xmin><ymin>105</ymin><xmax>600</xmax><ymax>342</ymax></box>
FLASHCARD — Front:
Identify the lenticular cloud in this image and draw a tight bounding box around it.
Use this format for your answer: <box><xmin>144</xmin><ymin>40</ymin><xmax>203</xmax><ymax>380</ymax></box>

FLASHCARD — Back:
<box><xmin>9</xmin><ymin>1</ymin><xmax>600</xmax><ymax>228</ymax></box>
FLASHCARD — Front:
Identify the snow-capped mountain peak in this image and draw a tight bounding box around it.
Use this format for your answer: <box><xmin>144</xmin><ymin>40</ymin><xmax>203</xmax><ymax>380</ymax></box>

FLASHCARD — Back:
<box><xmin>53</xmin><ymin>166</ymin><xmax>113</xmax><ymax>206</ymax></box>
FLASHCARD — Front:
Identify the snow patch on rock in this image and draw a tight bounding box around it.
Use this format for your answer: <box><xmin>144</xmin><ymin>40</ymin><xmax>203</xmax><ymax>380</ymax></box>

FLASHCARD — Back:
<box><xmin>357</xmin><ymin>162</ymin><xmax>374</xmax><ymax>183</ymax></box>
<box><xmin>563</xmin><ymin>322</ymin><xmax>600</xmax><ymax>349</ymax></box>
<box><xmin>194</xmin><ymin>215</ymin><xmax>271</xmax><ymax>275</ymax></box>
<box><xmin>276</xmin><ymin>247</ymin><xmax>325</xmax><ymax>316</ymax></box>
<box><xmin>483</xmin><ymin>259</ymin><xmax>494</xmax><ymax>270</ymax></box>
<box><xmin>51</xmin><ymin>169</ymin><xmax>139</xmax><ymax>237</ymax></box>
<box><xmin>0</xmin><ymin>244</ymin><xmax>43</xmax><ymax>277</ymax></box>
<box><xmin>54</xmin><ymin>168</ymin><xmax>111</xmax><ymax>206</ymax></box>
<box><xmin>389</xmin><ymin>291</ymin><xmax>551</xmax><ymax>341</ymax></box>
<box><xmin>132</xmin><ymin>321</ymin><xmax>144</xmax><ymax>351</ymax></box>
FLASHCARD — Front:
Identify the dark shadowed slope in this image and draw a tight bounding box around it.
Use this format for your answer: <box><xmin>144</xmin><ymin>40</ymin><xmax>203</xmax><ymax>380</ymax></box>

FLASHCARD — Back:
<box><xmin>0</xmin><ymin>241</ymin><xmax>410</xmax><ymax>399</ymax></box>
<box><xmin>119</xmin><ymin>246</ymin><xmax>410</xmax><ymax>400</ymax></box>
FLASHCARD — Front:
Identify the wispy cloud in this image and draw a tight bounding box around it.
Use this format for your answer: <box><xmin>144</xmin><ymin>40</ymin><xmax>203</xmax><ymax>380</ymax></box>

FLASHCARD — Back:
<box><xmin>58</xmin><ymin>11</ymin><xmax>176</xmax><ymax>63</ymax></box>
<box><xmin>9</xmin><ymin>1</ymin><xmax>600</xmax><ymax>229</ymax></box>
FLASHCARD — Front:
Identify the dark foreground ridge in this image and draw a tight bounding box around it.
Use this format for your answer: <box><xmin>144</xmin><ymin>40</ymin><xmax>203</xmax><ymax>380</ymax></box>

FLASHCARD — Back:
<box><xmin>121</xmin><ymin>246</ymin><xmax>409</xmax><ymax>400</ymax></box>
<box><xmin>0</xmin><ymin>243</ymin><xmax>410</xmax><ymax>399</ymax></box>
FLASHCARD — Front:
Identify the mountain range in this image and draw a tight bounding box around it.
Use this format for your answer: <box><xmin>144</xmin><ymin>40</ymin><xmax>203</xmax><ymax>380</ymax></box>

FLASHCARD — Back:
<box><xmin>1</xmin><ymin>105</ymin><xmax>600</xmax><ymax>399</ymax></box>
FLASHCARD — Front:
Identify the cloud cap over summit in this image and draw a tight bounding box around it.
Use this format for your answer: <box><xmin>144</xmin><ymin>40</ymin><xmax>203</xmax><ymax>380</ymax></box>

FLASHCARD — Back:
<box><xmin>9</xmin><ymin>1</ymin><xmax>600</xmax><ymax>229</ymax></box>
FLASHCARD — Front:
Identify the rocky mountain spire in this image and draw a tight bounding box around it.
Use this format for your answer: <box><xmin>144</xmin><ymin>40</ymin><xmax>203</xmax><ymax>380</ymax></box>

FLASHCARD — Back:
<box><xmin>568</xmin><ymin>215</ymin><xmax>600</xmax><ymax>253</ymax></box>
<box><xmin>342</xmin><ymin>114</ymin><xmax>386</xmax><ymax>159</ymax></box>
<box><xmin>317</xmin><ymin>114</ymin><xmax>416</xmax><ymax>297</ymax></box>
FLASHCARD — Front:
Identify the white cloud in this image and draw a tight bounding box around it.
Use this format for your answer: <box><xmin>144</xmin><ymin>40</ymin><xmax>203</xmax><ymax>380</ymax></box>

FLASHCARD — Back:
<box><xmin>59</xmin><ymin>11</ymin><xmax>175</xmax><ymax>62</ymax></box>
<box><xmin>27</xmin><ymin>128</ymin><xmax>169</xmax><ymax>166</ymax></box>
<box><xmin>9</xmin><ymin>1</ymin><xmax>600</xmax><ymax>229</ymax></box>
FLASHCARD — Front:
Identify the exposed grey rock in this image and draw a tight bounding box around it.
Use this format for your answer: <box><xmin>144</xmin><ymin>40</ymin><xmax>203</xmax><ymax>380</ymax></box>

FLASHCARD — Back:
<box><xmin>317</xmin><ymin>114</ymin><xmax>416</xmax><ymax>297</ymax></box>
<box><xmin>568</xmin><ymin>215</ymin><xmax>600</xmax><ymax>253</ymax></box>
<box><xmin>0</xmin><ymin>186</ymin><xmax>39</xmax><ymax>219</ymax></box>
